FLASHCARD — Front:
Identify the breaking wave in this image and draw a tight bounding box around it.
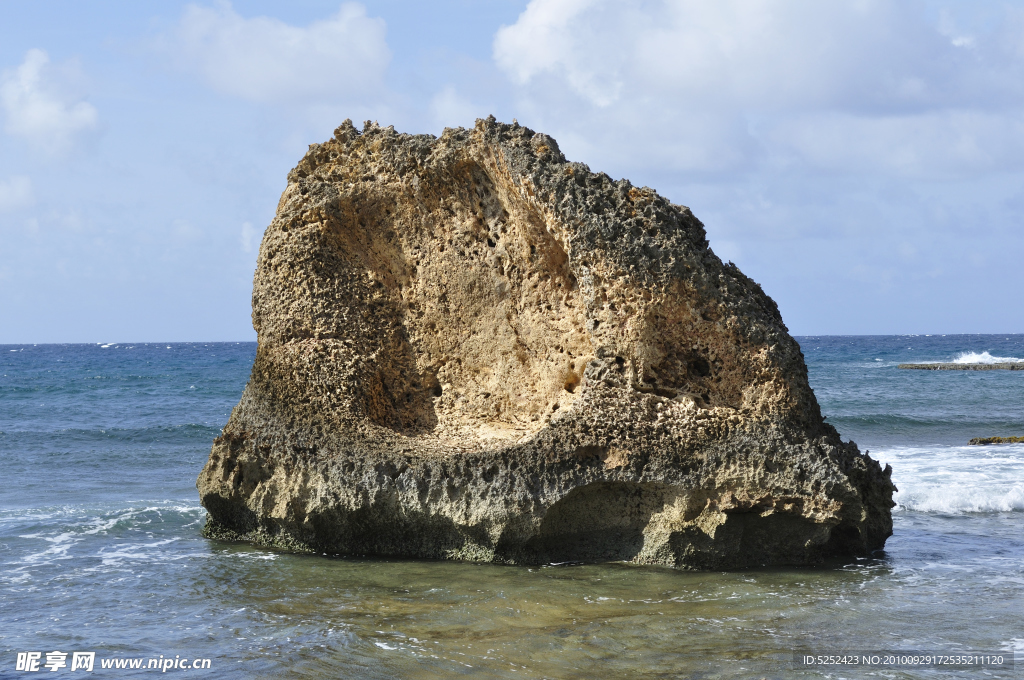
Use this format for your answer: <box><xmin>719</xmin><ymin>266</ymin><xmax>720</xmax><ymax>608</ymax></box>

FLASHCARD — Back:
<box><xmin>872</xmin><ymin>444</ymin><xmax>1024</xmax><ymax>514</ymax></box>
<box><xmin>952</xmin><ymin>351</ymin><xmax>1024</xmax><ymax>364</ymax></box>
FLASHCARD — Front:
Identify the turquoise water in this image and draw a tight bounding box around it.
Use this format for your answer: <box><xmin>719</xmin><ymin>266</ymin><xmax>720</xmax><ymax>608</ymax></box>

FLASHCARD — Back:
<box><xmin>1</xmin><ymin>338</ymin><xmax>1022</xmax><ymax>678</ymax></box>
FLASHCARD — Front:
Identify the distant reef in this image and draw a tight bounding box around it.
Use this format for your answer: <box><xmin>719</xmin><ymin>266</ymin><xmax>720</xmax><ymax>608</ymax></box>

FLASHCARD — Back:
<box><xmin>899</xmin><ymin>363</ymin><xmax>1024</xmax><ymax>370</ymax></box>
<box><xmin>970</xmin><ymin>436</ymin><xmax>1024</xmax><ymax>445</ymax></box>
<box><xmin>197</xmin><ymin>117</ymin><xmax>894</xmax><ymax>569</ymax></box>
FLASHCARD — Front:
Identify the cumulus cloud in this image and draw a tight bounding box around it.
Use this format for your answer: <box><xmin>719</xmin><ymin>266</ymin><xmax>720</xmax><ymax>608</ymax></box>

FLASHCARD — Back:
<box><xmin>494</xmin><ymin>0</ymin><xmax>1024</xmax><ymax>111</ymax></box>
<box><xmin>1</xmin><ymin>49</ymin><xmax>99</xmax><ymax>153</ymax></box>
<box><xmin>494</xmin><ymin>0</ymin><xmax>624</xmax><ymax>107</ymax></box>
<box><xmin>169</xmin><ymin>1</ymin><xmax>390</xmax><ymax>104</ymax></box>
<box><xmin>0</xmin><ymin>176</ymin><xmax>33</xmax><ymax>212</ymax></box>
<box><xmin>493</xmin><ymin>0</ymin><xmax>1024</xmax><ymax>178</ymax></box>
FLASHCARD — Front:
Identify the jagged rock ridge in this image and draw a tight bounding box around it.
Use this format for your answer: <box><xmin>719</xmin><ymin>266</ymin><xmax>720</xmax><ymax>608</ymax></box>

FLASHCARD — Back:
<box><xmin>197</xmin><ymin>117</ymin><xmax>895</xmax><ymax>569</ymax></box>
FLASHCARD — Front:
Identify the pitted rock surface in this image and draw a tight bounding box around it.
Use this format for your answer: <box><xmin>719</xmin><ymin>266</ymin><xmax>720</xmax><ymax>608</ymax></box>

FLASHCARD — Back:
<box><xmin>197</xmin><ymin>117</ymin><xmax>895</xmax><ymax>568</ymax></box>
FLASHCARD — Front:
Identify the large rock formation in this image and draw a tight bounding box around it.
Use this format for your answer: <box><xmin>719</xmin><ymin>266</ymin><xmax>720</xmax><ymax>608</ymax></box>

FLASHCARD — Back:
<box><xmin>198</xmin><ymin>117</ymin><xmax>895</xmax><ymax>569</ymax></box>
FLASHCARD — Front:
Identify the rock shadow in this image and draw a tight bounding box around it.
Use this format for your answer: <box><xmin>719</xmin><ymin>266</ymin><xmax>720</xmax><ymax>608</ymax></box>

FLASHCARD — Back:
<box><xmin>525</xmin><ymin>481</ymin><xmax>670</xmax><ymax>563</ymax></box>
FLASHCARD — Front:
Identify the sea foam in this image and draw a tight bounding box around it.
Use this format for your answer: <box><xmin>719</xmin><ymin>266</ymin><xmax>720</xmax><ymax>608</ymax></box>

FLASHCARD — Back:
<box><xmin>952</xmin><ymin>351</ymin><xmax>1024</xmax><ymax>364</ymax></box>
<box><xmin>873</xmin><ymin>444</ymin><xmax>1024</xmax><ymax>514</ymax></box>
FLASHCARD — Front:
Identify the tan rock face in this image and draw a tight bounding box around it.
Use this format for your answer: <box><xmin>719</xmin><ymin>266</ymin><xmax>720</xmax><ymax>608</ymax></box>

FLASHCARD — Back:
<box><xmin>197</xmin><ymin>117</ymin><xmax>895</xmax><ymax>569</ymax></box>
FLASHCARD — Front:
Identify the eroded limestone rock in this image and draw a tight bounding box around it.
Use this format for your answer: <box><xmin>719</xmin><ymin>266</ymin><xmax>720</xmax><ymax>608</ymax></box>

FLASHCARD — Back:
<box><xmin>197</xmin><ymin>117</ymin><xmax>895</xmax><ymax>569</ymax></box>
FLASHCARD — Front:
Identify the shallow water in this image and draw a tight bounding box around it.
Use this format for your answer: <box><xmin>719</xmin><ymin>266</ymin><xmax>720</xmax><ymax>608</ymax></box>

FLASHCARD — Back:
<box><xmin>2</xmin><ymin>339</ymin><xmax>1022</xmax><ymax>678</ymax></box>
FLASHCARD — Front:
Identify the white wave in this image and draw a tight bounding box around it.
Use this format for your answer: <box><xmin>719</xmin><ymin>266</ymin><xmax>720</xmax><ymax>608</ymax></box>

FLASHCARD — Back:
<box><xmin>1</xmin><ymin>501</ymin><xmax>202</xmax><ymax>525</ymax></box>
<box><xmin>9</xmin><ymin>502</ymin><xmax>204</xmax><ymax>568</ymax></box>
<box><xmin>952</xmin><ymin>351</ymin><xmax>1024</xmax><ymax>364</ymax></box>
<box><xmin>98</xmin><ymin>538</ymin><xmax>182</xmax><ymax>566</ymax></box>
<box><xmin>228</xmin><ymin>552</ymin><xmax>278</xmax><ymax>561</ymax></box>
<box><xmin>872</xmin><ymin>445</ymin><xmax>1024</xmax><ymax>514</ymax></box>
<box><xmin>17</xmin><ymin>530</ymin><xmax>81</xmax><ymax>563</ymax></box>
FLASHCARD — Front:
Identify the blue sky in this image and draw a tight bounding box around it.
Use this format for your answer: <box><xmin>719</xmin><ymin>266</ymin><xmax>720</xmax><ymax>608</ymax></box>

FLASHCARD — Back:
<box><xmin>1</xmin><ymin>0</ymin><xmax>1022</xmax><ymax>342</ymax></box>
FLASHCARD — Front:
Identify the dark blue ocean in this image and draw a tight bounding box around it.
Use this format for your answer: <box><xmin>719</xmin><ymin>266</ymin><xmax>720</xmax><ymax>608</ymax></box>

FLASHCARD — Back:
<box><xmin>2</xmin><ymin>337</ymin><xmax>1022</xmax><ymax>678</ymax></box>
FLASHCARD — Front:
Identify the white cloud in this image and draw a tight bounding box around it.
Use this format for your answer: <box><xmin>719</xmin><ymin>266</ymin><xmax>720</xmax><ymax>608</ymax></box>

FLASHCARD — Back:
<box><xmin>495</xmin><ymin>1</ymin><xmax>977</xmax><ymax>112</ymax></box>
<box><xmin>0</xmin><ymin>176</ymin><xmax>33</xmax><ymax>212</ymax></box>
<box><xmin>170</xmin><ymin>1</ymin><xmax>390</xmax><ymax>104</ymax></box>
<box><xmin>1</xmin><ymin>49</ymin><xmax>99</xmax><ymax>153</ymax></box>
<box><xmin>494</xmin><ymin>0</ymin><xmax>621</xmax><ymax>106</ymax></box>
<box><xmin>493</xmin><ymin>1</ymin><xmax>1024</xmax><ymax>178</ymax></box>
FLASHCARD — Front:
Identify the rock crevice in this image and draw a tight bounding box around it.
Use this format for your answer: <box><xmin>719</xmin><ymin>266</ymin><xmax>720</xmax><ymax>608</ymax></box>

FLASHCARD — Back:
<box><xmin>198</xmin><ymin>117</ymin><xmax>895</xmax><ymax>569</ymax></box>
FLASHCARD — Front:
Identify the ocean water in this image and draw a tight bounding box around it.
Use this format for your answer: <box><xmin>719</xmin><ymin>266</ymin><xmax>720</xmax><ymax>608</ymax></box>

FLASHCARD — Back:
<box><xmin>1</xmin><ymin>337</ymin><xmax>1022</xmax><ymax>679</ymax></box>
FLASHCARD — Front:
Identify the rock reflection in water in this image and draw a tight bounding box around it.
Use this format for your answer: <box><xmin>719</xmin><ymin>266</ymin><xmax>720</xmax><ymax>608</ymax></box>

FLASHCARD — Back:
<box><xmin>194</xmin><ymin>541</ymin><xmax>891</xmax><ymax>678</ymax></box>
<box><xmin>186</xmin><ymin>509</ymin><xmax>1022</xmax><ymax>679</ymax></box>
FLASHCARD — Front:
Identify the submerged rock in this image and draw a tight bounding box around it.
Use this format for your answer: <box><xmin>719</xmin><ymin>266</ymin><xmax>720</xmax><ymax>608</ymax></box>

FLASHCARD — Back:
<box><xmin>899</xmin><ymin>362</ymin><xmax>1024</xmax><ymax>370</ymax></box>
<box><xmin>197</xmin><ymin>117</ymin><xmax>895</xmax><ymax>569</ymax></box>
<box><xmin>969</xmin><ymin>436</ymin><xmax>1024</xmax><ymax>445</ymax></box>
